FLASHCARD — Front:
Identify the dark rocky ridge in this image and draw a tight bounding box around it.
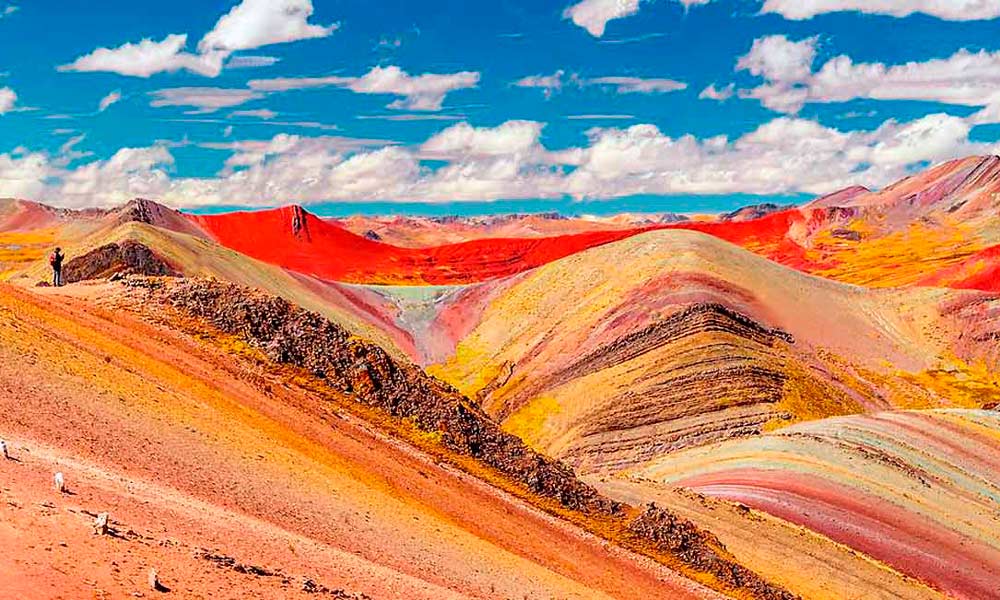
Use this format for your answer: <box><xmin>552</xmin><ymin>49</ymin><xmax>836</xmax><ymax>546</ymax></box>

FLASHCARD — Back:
<box><xmin>140</xmin><ymin>277</ymin><xmax>796</xmax><ymax>600</ymax></box>
<box><xmin>64</xmin><ymin>240</ymin><xmax>179</xmax><ymax>283</ymax></box>
<box><xmin>721</xmin><ymin>203</ymin><xmax>792</xmax><ymax>222</ymax></box>
<box><xmin>109</xmin><ymin>198</ymin><xmax>207</xmax><ymax>238</ymax></box>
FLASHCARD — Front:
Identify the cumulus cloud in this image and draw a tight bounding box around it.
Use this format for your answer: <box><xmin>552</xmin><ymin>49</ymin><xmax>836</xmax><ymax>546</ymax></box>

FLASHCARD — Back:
<box><xmin>197</xmin><ymin>0</ymin><xmax>336</xmax><ymax>54</ymax></box>
<box><xmin>59</xmin><ymin>0</ymin><xmax>332</xmax><ymax>78</ymax></box>
<box><xmin>59</xmin><ymin>34</ymin><xmax>225</xmax><ymax>78</ymax></box>
<box><xmin>563</xmin><ymin>0</ymin><xmax>640</xmax><ymax>37</ymax></box>
<box><xmin>564</xmin><ymin>0</ymin><xmax>1000</xmax><ymax>27</ymax></box>
<box><xmin>12</xmin><ymin>109</ymin><xmax>998</xmax><ymax>209</ymax></box>
<box><xmin>0</xmin><ymin>86</ymin><xmax>16</xmax><ymax>114</ymax></box>
<box><xmin>97</xmin><ymin>90</ymin><xmax>122</xmax><ymax>112</ymax></box>
<box><xmin>149</xmin><ymin>87</ymin><xmax>265</xmax><ymax>113</ymax></box>
<box><xmin>737</xmin><ymin>35</ymin><xmax>817</xmax><ymax>83</ymax></box>
<box><xmin>249</xmin><ymin>65</ymin><xmax>480</xmax><ymax>111</ymax></box>
<box><xmin>760</xmin><ymin>0</ymin><xmax>1000</xmax><ymax>20</ymax></box>
<box><xmin>420</xmin><ymin>120</ymin><xmax>545</xmax><ymax>159</ymax></box>
<box><xmin>58</xmin><ymin>145</ymin><xmax>176</xmax><ymax>208</ymax></box>
<box><xmin>0</xmin><ymin>149</ymin><xmax>50</xmax><ymax>199</ymax></box>
<box><xmin>738</xmin><ymin>36</ymin><xmax>1000</xmax><ymax>121</ymax></box>
<box><xmin>563</xmin><ymin>113</ymin><xmax>996</xmax><ymax>198</ymax></box>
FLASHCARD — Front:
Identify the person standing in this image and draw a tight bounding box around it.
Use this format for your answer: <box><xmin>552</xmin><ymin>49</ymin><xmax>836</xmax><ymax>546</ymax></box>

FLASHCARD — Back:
<box><xmin>49</xmin><ymin>247</ymin><xmax>65</xmax><ymax>287</ymax></box>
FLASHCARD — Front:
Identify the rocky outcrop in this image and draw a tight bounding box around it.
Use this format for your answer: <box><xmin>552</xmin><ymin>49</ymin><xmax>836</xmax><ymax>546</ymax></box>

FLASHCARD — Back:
<box><xmin>290</xmin><ymin>205</ymin><xmax>310</xmax><ymax>239</ymax></box>
<box><xmin>64</xmin><ymin>241</ymin><xmax>179</xmax><ymax>283</ymax></box>
<box><xmin>142</xmin><ymin>278</ymin><xmax>796</xmax><ymax>600</ymax></box>
<box><xmin>109</xmin><ymin>198</ymin><xmax>207</xmax><ymax>237</ymax></box>
<box><xmin>156</xmin><ymin>278</ymin><xmax>618</xmax><ymax>516</ymax></box>
<box><xmin>628</xmin><ymin>504</ymin><xmax>794</xmax><ymax>599</ymax></box>
<box><xmin>722</xmin><ymin>203</ymin><xmax>792</xmax><ymax>222</ymax></box>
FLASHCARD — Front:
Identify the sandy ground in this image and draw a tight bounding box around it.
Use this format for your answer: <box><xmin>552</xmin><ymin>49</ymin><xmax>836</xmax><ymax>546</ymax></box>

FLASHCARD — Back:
<box><xmin>0</xmin><ymin>282</ymin><xmax>721</xmax><ymax>600</ymax></box>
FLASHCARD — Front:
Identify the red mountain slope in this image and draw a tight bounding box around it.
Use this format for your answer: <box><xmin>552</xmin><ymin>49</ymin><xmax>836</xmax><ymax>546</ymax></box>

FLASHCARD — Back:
<box><xmin>190</xmin><ymin>206</ymin><xmax>664</xmax><ymax>285</ymax></box>
<box><xmin>917</xmin><ymin>244</ymin><xmax>1000</xmax><ymax>292</ymax></box>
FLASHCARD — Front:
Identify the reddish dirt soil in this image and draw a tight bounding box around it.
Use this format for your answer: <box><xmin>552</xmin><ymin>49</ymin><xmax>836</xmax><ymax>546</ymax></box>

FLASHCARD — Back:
<box><xmin>918</xmin><ymin>244</ymin><xmax>1000</xmax><ymax>292</ymax></box>
<box><xmin>0</xmin><ymin>282</ymin><xmax>721</xmax><ymax>600</ymax></box>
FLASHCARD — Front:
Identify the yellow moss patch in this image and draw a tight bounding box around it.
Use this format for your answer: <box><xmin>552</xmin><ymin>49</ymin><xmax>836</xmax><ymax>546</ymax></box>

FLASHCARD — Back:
<box><xmin>896</xmin><ymin>358</ymin><xmax>1000</xmax><ymax>409</ymax></box>
<box><xmin>808</xmin><ymin>220</ymin><xmax>983</xmax><ymax>287</ymax></box>
<box><xmin>427</xmin><ymin>343</ymin><xmax>495</xmax><ymax>398</ymax></box>
<box><xmin>503</xmin><ymin>395</ymin><xmax>561</xmax><ymax>447</ymax></box>
<box><xmin>0</xmin><ymin>228</ymin><xmax>58</xmax><ymax>279</ymax></box>
<box><xmin>766</xmin><ymin>356</ymin><xmax>865</xmax><ymax>432</ymax></box>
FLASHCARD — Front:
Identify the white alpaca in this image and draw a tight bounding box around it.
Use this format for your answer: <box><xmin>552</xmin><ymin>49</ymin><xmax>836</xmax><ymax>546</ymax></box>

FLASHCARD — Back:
<box><xmin>148</xmin><ymin>568</ymin><xmax>159</xmax><ymax>590</ymax></box>
<box><xmin>94</xmin><ymin>512</ymin><xmax>109</xmax><ymax>535</ymax></box>
<box><xmin>54</xmin><ymin>472</ymin><xmax>65</xmax><ymax>493</ymax></box>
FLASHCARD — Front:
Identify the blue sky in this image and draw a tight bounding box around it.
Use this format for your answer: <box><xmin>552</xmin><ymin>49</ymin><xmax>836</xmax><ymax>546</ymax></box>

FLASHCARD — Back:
<box><xmin>3</xmin><ymin>0</ymin><xmax>1000</xmax><ymax>214</ymax></box>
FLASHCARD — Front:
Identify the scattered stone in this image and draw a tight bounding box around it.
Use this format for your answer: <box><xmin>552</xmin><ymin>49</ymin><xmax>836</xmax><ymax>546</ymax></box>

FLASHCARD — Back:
<box><xmin>831</xmin><ymin>228</ymin><xmax>863</xmax><ymax>241</ymax></box>
<box><xmin>300</xmin><ymin>577</ymin><xmax>373</xmax><ymax>599</ymax></box>
<box><xmin>94</xmin><ymin>512</ymin><xmax>110</xmax><ymax>535</ymax></box>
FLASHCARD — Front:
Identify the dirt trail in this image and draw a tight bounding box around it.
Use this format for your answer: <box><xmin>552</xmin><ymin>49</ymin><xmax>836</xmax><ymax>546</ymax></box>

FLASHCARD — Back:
<box><xmin>0</xmin><ymin>282</ymin><xmax>721</xmax><ymax>600</ymax></box>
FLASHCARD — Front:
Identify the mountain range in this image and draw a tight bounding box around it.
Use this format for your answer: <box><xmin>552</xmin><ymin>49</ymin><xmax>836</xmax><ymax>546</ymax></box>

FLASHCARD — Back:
<box><xmin>1</xmin><ymin>156</ymin><xmax>999</xmax><ymax>599</ymax></box>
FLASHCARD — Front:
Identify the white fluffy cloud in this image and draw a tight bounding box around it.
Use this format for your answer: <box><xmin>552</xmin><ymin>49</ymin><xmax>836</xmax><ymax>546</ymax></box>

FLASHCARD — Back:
<box><xmin>59</xmin><ymin>0</ymin><xmax>332</xmax><ymax>78</ymax></box>
<box><xmin>342</xmin><ymin>66</ymin><xmax>480</xmax><ymax>111</ymax></box>
<box><xmin>562</xmin><ymin>0</ymin><xmax>711</xmax><ymax>36</ymax></box>
<box><xmin>564</xmin><ymin>0</ymin><xmax>1000</xmax><ymax>32</ymax></box>
<box><xmin>0</xmin><ymin>86</ymin><xmax>16</xmax><ymax>114</ymax></box>
<box><xmin>249</xmin><ymin>66</ymin><xmax>480</xmax><ymax>111</ymax></box>
<box><xmin>59</xmin><ymin>34</ymin><xmax>224</xmax><ymax>78</ymax></box>
<box><xmin>737</xmin><ymin>35</ymin><xmax>817</xmax><ymax>83</ymax></box>
<box><xmin>738</xmin><ymin>36</ymin><xmax>1000</xmax><ymax>122</ymax></box>
<box><xmin>0</xmin><ymin>149</ymin><xmax>50</xmax><ymax>199</ymax></box>
<box><xmin>420</xmin><ymin>120</ymin><xmax>545</xmax><ymax>158</ymax></box>
<box><xmin>197</xmin><ymin>0</ymin><xmax>336</xmax><ymax>54</ymax></box>
<box><xmin>59</xmin><ymin>146</ymin><xmax>176</xmax><ymax>207</ymax></box>
<box><xmin>14</xmin><ymin>110</ymin><xmax>997</xmax><ymax>208</ymax></box>
<box><xmin>563</xmin><ymin>0</ymin><xmax>640</xmax><ymax>37</ymax></box>
<box><xmin>760</xmin><ymin>0</ymin><xmax>1000</xmax><ymax>20</ymax></box>
<box><xmin>564</xmin><ymin>113</ymin><xmax>996</xmax><ymax>198</ymax></box>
